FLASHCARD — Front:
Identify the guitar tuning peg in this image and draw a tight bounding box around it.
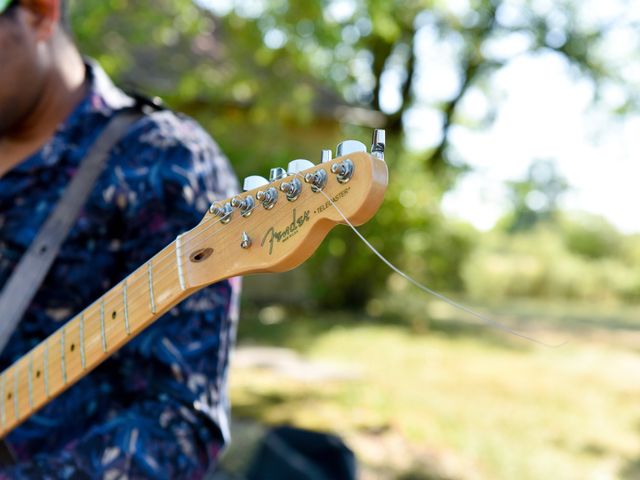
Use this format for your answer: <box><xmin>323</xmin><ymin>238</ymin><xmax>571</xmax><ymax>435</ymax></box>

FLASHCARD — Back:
<box><xmin>287</xmin><ymin>159</ymin><xmax>315</xmax><ymax>175</ymax></box>
<box><xmin>336</xmin><ymin>140</ymin><xmax>367</xmax><ymax>157</ymax></box>
<box><xmin>320</xmin><ymin>149</ymin><xmax>333</xmax><ymax>163</ymax></box>
<box><xmin>269</xmin><ymin>168</ymin><xmax>288</xmax><ymax>182</ymax></box>
<box><xmin>243</xmin><ymin>175</ymin><xmax>269</xmax><ymax>192</ymax></box>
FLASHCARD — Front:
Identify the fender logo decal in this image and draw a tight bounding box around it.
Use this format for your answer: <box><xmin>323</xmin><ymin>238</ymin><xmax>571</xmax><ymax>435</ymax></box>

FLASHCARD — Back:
<box><xmin>262</xmin><ymin>209</ymin><xmax>311</xmax><ymax>255</ymax></box>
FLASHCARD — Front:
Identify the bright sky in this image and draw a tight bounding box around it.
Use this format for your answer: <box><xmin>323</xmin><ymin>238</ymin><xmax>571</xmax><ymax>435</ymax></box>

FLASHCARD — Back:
<box><xmin>434</xmin><ymin>53</ymin><xmax>640</xmax><ymax>234</ymax></box>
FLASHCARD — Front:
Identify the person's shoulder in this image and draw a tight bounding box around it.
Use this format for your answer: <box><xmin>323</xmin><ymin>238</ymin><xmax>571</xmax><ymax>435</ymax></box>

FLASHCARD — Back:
<box><xmin>107</xmin><ymin>107</ymin><xmax>238</xmax><ymax>205</ymax></box>
<box><xmin>117</xmin><ymin>108</ymin><xmax>224</xmax><ymax>162</ymax></box>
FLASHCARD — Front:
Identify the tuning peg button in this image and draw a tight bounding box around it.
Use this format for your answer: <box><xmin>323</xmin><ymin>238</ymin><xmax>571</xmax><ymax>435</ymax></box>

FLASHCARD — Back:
<box><xmin>287</xmin><ymin>159</ymin><xmax>315</xmax><ymax>175</ymax></box>
<box><xmin>321</xmin><ymin>150</ymin><xmax>333</xmax><ymax>163</ymax></box>
<box><xmin>336</xmin><ymin>140</ymin><xmax>367</xmax><ymax>157</ymax></box>
<box><xmin>243</xmin><ymin>175</ymin><xmax>269</xmax><ymax>192</ymax></box>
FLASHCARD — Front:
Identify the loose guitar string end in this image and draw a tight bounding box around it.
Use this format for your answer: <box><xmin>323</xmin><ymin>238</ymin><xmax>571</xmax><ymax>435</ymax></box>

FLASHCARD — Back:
<box><xmin>297</xmin><ymin>172</ymin><xmax>568</xmax><ymax>349</ymax></box>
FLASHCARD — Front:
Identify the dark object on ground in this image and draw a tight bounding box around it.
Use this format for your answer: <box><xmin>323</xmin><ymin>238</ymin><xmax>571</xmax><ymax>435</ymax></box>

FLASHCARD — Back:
<box><xmin>246</xmin><ymin>426</ymin><xmax>357</xmax><ymax>480</ymax></box>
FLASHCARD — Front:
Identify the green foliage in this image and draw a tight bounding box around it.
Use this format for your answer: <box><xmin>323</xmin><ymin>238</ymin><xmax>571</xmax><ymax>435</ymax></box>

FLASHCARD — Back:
<box><xmin>558</xmin><ymin>212</ymin><xmax>624</xmax><ymax>260</ymax></box>
<box><xmin>463</xmin><ymin>219</ymin><xmax>640</xmax><ymax>302</ymax></box>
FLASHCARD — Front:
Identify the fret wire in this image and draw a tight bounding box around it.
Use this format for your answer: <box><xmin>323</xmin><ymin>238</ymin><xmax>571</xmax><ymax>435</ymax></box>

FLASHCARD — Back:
<box><xmin>44</xmin><ymin>340</ymin><xmax>49</xmax><ymax>398</ymax></box>
<box><xmin>80</xmin><ymin>313</ymin><xmax>86</xmax><ymax>369</ymax></box>
<box><xmin>13</xmin><ymin>367</ymin><xmax>18</xmax><ymax>422</ymax></box>
<box><xmin>147</xmin><ymin>262</ymin><xmax>156</xmax><ymax>314</ymax></box>
<box><xmin>100</xmin><ymin>300</ymin><xmax>107</xmax><ymax>353</ymax></box>
<box><xmin>124</xmin><ymin>281</ymin><xmax>130</xmax><ymax>335</ymax></box>
<box><xmin>28</xmin><ymin>354</ymin><xmax>34</xmax><ymax>410</ymax></box>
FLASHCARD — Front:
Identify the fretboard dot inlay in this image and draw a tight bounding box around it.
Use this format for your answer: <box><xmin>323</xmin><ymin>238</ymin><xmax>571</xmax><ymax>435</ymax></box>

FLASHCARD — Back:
<box><xmin>112</xmin><ymin>311</ymin><xmax>117</xmax><ymax>320</ymax></box>
<box><xmin>70</xmin><ymin>344</ymin><xmax>75</xmax><ymax>352</ymax></box>
<box><xmin>36</xmin><ymin>371</ymin><xmax>41</xmax><ymax>378</ymax></box>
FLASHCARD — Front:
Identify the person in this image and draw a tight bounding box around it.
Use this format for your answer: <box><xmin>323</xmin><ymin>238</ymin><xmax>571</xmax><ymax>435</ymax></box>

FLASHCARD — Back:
<box><xmin>0</xmin><ymin>0</ymin><xmax>241</xmax><ymax>477</ymax></box>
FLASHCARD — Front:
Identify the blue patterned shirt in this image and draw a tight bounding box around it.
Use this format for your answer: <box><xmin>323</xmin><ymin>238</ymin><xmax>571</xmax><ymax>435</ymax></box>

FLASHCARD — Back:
<box><xmin>0</xmin><ymin>62</ymin><xmax>240</xmax><ymax>479</ymax></box>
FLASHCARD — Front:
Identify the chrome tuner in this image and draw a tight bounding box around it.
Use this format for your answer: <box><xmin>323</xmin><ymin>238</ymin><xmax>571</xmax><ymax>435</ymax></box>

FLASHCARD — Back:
<box><xmin>321</xmin><ymin>149</ymin><xmax>333</xmax><ymax>163</ymax></box>
<box><xmin>336</xmin><ymin>140</ymin><xmax>367</xmax><ymax>157</ymax></box>
<box><xmin>280</xmin><ymin>178</ymin><xmax>303</xmax><ymax>201</ymax></box>
<box><xmin>209</xmin><ymin>202</ymin><xmax>233</xmax><ymax>224</ymax></box>
<box><xmin>331</xmin><ymin>159</ymin><xmax>354</xmax><ymax>184</ymax></box>
<box><xmin>231</xmin><ymin>195</ymin><xmax>255</xmax><ymax>217</ymax></box>
<box><xmin>371</xmin><ymin>129</ymin><xmax>386</xmax><ymax>161</ymax></box>
<box><xmin>240</xmin><ymin>232</ymin><xmax>252</xmax><ymax>249</ymax></box>
<box><xmin>269</xmin><ymin>168</ymin><xmax>288</xmax><ymax>182</ymax></box>
<box><xmin>304</xmin><ymin>169</ymin><xmax>328</xmax><ymax>192</ymax></box>
<box><xmin>256</xmin><ymin>187</ymin><xmax>279</xmax><ymax>209</ymax></box>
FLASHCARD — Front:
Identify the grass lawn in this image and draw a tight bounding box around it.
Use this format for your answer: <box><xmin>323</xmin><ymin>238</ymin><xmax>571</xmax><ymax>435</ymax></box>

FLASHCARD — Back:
<box><xmin>224</xmin><ymin>294</ymin><xmax>640</xmax><ymax>480</ymax></box>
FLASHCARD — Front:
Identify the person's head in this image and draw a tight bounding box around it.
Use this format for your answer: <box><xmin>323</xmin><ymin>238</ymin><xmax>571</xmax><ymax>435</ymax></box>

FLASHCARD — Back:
<box><xmin>0</xmin><ymin>0</ymin><xmax>77</xmax><ymax>136</ymax></box>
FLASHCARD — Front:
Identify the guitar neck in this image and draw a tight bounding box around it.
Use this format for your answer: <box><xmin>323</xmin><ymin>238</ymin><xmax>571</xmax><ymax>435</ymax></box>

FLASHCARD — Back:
<box><xmin>0</xmin><ymin>238</ymin><xmax>190</xmax><ymax>438</ymax></box>
<box><xmin>0</xmin><ymin>146</ymin><xmax>389</xmax><ymax>439</ymax></box>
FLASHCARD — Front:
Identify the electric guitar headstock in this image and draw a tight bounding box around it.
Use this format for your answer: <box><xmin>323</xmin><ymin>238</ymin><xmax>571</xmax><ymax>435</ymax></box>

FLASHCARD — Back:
<box><xmin>179</xmin><ymin>130</ymin><xmax>388</xmax><ymax>289</ymax></box>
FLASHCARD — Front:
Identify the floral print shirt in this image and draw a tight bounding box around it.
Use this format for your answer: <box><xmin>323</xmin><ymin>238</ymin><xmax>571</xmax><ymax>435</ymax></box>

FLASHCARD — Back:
<box><xmin>0</xmin><ymin>61</ymin><xmax>240</xmax><ymax>479</ymax></box>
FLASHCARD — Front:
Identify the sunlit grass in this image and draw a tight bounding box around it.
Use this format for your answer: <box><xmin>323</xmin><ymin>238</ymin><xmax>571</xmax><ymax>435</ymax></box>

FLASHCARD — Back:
<box><xmin>227</xmin><ymin>298</ymin><xmax>640</xmax><ymax>479</ymax></box>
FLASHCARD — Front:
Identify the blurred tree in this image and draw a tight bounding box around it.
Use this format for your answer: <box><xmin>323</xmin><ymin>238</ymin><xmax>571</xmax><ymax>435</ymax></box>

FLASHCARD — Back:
<box><xmin>559</xmin><ymin>212</ymin><xmax>624</xmax><ymax>260</ymax></box>
<box><xmin>69</xmin><ymin>0</ymin><xmax>630</xmax><ymax>308</ymax></box>
<box><xmin>503</xmin><ymin>159</ymin><xmax>568</xmax><ymax>232</ymax></box>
